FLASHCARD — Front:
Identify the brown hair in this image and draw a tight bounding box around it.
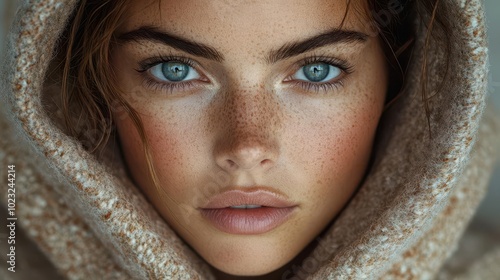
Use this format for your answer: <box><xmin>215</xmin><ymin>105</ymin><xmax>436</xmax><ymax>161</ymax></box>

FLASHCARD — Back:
<box><xmin>56</xmin><ymin>0</ymin><xmax>449</xmax><ymax>194</ymax></box>
<box><xmin>365</xmin><ymin>0</ymin><xmax>450</xmax><ymax>132</ymax></box>
<box><xmin>56</xmin><ymin>0</ymin><xmax>163</xmax><ymax>192</ymax></box>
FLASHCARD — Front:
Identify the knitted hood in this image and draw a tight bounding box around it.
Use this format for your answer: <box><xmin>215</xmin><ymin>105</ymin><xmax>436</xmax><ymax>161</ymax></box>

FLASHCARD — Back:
<box><xmin>1</xmin><ymin>0</ymin><xmax>499</xmax><ymax>279</ymax></box>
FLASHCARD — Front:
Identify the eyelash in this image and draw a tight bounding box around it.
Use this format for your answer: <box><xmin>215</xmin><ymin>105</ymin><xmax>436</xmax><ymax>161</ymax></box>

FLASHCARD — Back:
<box><xmin>136</xmin><ymin>54</ymin><xmax>202</xmax><ymax>93</ymax></box>
<box><xmin>288</xmin><ymin>55</ymin><xmax>354</xmax><ymax>93</ymax></box>
<box><xmin>136</xmin><ymin>54</ymin><xmax>354</xmax><ymax>94</ymax></box>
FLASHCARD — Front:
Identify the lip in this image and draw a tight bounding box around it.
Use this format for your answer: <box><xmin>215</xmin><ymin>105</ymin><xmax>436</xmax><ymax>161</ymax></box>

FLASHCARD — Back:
<box><xmin>199</xmin><ymin>188</ymin><xmax>298</xmax><ymax>235</ymax></box>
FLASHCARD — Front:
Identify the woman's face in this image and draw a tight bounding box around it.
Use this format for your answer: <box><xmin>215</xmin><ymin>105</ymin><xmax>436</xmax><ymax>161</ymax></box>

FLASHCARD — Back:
<box><xmin>111</xmin><ymin>0</ymin><xmax>387</xmax><ymax>276</ymax></box>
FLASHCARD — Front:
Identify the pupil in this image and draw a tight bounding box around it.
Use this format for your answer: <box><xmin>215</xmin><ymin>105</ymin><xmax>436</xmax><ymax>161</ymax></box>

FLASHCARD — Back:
<box><xmin>162</xmin><ymin>62</ymin><xmax>189</xmax><ymax>81</ymax></box>
<box><xmin>303</xmin><ymin>63</ymin><xmax>329</xmax><ymax>82</ymax></box>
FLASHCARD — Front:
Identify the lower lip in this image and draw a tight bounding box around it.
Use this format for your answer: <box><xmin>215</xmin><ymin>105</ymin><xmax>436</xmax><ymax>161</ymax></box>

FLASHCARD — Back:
<box><xmin>200</xmin><ymin>207</ymin><xmax>297</xmax><ymax>235</ymax></box>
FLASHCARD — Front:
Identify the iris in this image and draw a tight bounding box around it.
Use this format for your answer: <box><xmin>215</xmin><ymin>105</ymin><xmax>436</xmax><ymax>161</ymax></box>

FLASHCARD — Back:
<box><xmin>302</xmin><ymin>63</ymin><xmax>330</xmax><ymax>82</ymax></box>
<box><xmin>162</xmin><ymin>62</ymin><xmax>190</xmax><ymax>81</ymax></box>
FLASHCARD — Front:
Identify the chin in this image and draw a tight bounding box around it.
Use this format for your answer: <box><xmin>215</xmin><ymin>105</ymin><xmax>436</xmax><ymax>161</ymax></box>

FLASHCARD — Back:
<box><xmin>210</xmin><ymin>259</ymin><xmax>286</xmax><ymax>277</ymax></box>
<box><xmin>197</xmin><ymin>234</ymin><xmax>298</xmax><ymax>277</ymax></box>
<box><xmin>211</xmin><ymin>258</ymin><xmax>282</xmax><ymax>277</ymax></box>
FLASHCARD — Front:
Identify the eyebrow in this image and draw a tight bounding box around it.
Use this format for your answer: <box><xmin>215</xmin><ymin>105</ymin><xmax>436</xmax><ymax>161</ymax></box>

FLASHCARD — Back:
<box><xmin>117</xmin><ymin>26</ymin><xmax>368</xmax><ymax>64</ymax></box>
<box><xmin>118</xmin><ymin>26</ymin><xmax>224</xmax><ymax>62</ymax></box>
<box><xmin>267</xmin><ymin>28</ymin><xmax>367</xmax><ymax>63</ymax></box>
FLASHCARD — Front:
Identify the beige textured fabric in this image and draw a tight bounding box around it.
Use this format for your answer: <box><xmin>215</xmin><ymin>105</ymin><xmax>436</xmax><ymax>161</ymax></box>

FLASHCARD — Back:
<box><xmin>0</xmin><ymin>0</ymin><xmax>499</xmax><ymax>279</ymax></box>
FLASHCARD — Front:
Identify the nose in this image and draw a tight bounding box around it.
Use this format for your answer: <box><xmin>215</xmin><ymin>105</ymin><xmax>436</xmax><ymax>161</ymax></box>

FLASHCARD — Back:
<box><xmin>214</xmin><ymin>132</ymin><xmax>279</xmax><ymax>172</ymax></box>
<box><xmin>211</xmin><ymin>86</ymin><xmax>281</xmax><ymax>173</ymax></box>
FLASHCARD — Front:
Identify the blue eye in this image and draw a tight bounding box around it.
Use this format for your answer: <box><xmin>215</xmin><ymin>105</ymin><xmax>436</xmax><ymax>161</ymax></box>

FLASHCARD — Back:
<box><xmin>149</xmin><ymin>61</ymin><xmax>200</xmax><ymax>82</ymax></box>
<box><xmin>293</xmin><ymin>62</ymin><xmax>342</xmax><ymax>83</ymax></box>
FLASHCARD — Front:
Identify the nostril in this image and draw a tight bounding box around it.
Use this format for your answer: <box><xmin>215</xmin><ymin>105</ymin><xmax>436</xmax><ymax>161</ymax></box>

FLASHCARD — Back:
<box><xmin>227</xmin><ymin>159</ymin><xmax>237</xmax><ymax>168</ymax></box>
<box><xmin>261</xmin><ymin>159</ymin><xmax>272</xmax><ymax>166</ymax></box>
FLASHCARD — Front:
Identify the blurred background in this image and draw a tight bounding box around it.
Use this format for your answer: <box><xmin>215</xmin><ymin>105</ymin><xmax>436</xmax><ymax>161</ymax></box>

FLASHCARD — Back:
<box><xmin>477</xmin><ymin>0</ymin><xmax>500</xmax><ymax>233</ymax></box>
<box><xmin>0</xmin><ymin>0</ymin><xmax>499</xmax><ymax>233</ymax></box>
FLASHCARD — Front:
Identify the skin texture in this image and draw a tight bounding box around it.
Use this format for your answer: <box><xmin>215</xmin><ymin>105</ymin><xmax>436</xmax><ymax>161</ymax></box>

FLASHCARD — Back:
<box><xmin>110</xmin><ymin>0</ymin><xmax>388</xmax><ymax>277</ymax></box>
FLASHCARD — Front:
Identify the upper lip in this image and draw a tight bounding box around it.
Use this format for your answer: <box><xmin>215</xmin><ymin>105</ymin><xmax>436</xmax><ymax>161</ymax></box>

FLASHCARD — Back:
<box><xmin>200</xmin><ymin>187</ymin><xmax>296</xmax><ymax>209</ymax></box>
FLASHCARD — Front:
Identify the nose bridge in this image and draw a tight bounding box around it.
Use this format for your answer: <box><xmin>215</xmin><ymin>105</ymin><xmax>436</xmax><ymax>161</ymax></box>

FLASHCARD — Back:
<box><xmin>231</xmin><ymin>86</ymin><xmax>274</xmax><ymax>128</ymax></box>
<box><xmin>211</xmin><ymin>83</ymin><xmax>283</xmax><ymax>171</ymax></box>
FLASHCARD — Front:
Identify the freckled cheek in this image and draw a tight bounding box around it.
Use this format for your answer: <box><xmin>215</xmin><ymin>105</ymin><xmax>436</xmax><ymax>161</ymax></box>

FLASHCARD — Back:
<box><xmin>307</xmin><ymin>104</ymin><xmax>381</xmax><ymax>190</ymax></box>
<box><xmin>115</xmin><ymin>116</ymin><xmax>189</xmax><ymax>197</ymax></box>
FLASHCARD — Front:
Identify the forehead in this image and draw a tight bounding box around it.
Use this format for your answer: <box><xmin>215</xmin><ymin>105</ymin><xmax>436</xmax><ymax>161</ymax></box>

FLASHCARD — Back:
<box><xmin>118</xmin><ymin>0</ymin><xmax>371</xmax><ymax>41</ymax></box>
